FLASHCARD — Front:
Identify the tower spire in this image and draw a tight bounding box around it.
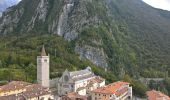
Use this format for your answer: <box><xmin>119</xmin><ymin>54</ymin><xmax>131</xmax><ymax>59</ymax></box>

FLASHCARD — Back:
<box><xmin>41</xmin><ymin>45</ymin><xmax>47</xmax><ymax>56</ymax></box>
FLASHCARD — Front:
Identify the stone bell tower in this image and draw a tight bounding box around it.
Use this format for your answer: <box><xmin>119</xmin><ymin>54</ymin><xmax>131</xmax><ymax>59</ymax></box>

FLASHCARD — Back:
<box><xmin>37</xmin><ymin>45</ymin><xmax>49</xmax><ymax>87</ymax></box>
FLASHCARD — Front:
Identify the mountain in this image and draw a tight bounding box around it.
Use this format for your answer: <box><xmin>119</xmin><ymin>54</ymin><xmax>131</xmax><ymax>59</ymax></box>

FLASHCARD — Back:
<box><xmin>0</xmin><ymin>0</ymin><xmax>170</xmax><ymax>96</ymax></box>
<box><xmin>0</xmin><ymin>0</ymin><xmax>21</xmax><ymax>16</ymax></box>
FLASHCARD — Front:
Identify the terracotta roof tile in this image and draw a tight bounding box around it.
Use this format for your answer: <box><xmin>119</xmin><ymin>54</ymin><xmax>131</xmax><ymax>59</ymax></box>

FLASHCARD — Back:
<box><xmin>147</xmin><ymin>90</ymin><xmax>170</xmax><ymax>100</ymax></box>
<box><xmin>0</xmin><ymin>81</ymin><xmax>51</xmax><ymax>99</ymax></box>
<box><xmin>0</xmin><ymin>81</ymin><xmax>31</xmax><ymax>93</ymax></box>
<box><xmin>62</xmin><ymin>92</ymin><xmax>87</xmax><ymax>100</ymax></box>
<box><xmin>87</xmin><ymin>76</ymin><xmax>105</xmax><ymax>87</ymax></box>
<box><xmin>92</xmin><ymin>81</ymin><xmax>129</xmax><ymax>95</ymax></box>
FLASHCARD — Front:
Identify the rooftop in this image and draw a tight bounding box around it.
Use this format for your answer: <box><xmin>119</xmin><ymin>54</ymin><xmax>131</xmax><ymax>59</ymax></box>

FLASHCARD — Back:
<box><xmin>87</xmin><ymin>76</ymin><xmax>105</xmax><ymax>87</ymax></box>
<box><xmin>0</xmin><ymin>81</ymin><xmax>51</xmax><ymax>100</ymax></box>
<box><xmin>0</xmin><ymin>94</ymin><xmax>25</xmax><ymax>100</ymax></box>
<box><xmin>24</xmin><ymin>84</ymin><xmax>50</xmax><ymax>99</ymax></box>
<box><xmin>61</xmin><ymin>92</ymin><xmax>87</xmax><ymax>100</ymax></box>
<box><xmin>92</xmin><ymin>81</ymin><xmax>129</xmax><ymax>95</ymax></box>
<box><xmin>0</xmin><ymin>81</ymin><xmax>31</xmax><ymax>93</ymax></box>
<box><xmin>72</xmin><ymin>73</ymin><xmax>95</xmax><ymax>82</ymax></box>
<box><xmin>146</xmin><ymin>90</ymin><xmax>170</xmax><ymax>100</ymax></box>
<box><xmin>69</xmin><ymin>67</ymin><xmax>92</xmax><ymax>78</ymax></box>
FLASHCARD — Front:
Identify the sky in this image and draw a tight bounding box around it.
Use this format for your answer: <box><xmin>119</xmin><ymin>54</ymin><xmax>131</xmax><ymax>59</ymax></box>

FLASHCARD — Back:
<box><xmin>143</xmin><ymin>0</ymin><xmax>170</xmax><ymax>11</ymax></box>
<box><xmin>0</xmin><ymin>0</ymin><xmax>21</xmax><ymax>11</ymax></box>
<box><xmin>0</xmin><ymin>0</ymin><xmax>21</xmax><ymax>5</ymax></box>
<box><xmin>0</xmin><ymin>0</ymin><xmax>170</xmax><ymax>12</ymax></box>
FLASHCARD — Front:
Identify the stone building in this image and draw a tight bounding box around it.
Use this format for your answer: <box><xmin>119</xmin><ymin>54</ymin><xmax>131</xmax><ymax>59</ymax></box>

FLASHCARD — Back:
<box><xmin>37</xmin><ymin>46</ymin><xmax>105</xmax><ymax>96</ymax></box>
<box><xmin>58</xmin><ymin>67</ymin><xmax>105</xmax><ymax>96</ymax></box>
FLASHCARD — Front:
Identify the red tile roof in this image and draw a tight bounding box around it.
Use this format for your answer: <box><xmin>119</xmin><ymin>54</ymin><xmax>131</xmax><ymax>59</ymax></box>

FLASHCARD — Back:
<box><xmin>87</xmin><ymin>76</ymin><xmax>105</xmax><ymax>87</ymax></box>
<box><xmin>92</xmin><ymin>81</ymin><xmax>129</xmax><ymax>95</ymax></box>
<box><xmin>146</xmin><ymin>90</ymin><xmax>170</xmax><ymax>100</ymax></box>
<box><xmin>62</xmin><ymin>92</ymin><xmax>87</xmax><ymax>100</ymax></box>
<box><xmin>0</xmin><ymin>81</ymin><xmax>31</xmax><ymax>93</ymax></box>
<box><xmin>0</xmin><ymin>81</ymin><xmax>51</xmax><ymax>99</ymax></box>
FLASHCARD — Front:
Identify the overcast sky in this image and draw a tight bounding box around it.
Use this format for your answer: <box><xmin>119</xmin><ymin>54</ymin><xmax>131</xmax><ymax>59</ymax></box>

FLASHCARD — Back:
<box><xmin>0</xmin><ymin>0</ymin><xmax>21</xmax><ymax>11</ymax></box>
<box><xmin>0</xmin><ymin>0</ymin><xmax>20</xmax><ymax>5</ymax></box>
<box><xmin>143</xmin><ymin>0</ymin><xmax>170</xmax><ymax>11</ymax></box>
<box><xmin>0</xmin><ymin>0</ymin><xmax>170</xmax><ymax>11</ymax></box>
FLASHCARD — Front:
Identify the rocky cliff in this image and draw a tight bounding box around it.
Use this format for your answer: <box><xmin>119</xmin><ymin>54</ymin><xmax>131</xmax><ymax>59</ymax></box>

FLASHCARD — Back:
<box><xmin>0</xmin><ymin>0</ymin><xmax>170</xmax><ymax>73</ymax></box>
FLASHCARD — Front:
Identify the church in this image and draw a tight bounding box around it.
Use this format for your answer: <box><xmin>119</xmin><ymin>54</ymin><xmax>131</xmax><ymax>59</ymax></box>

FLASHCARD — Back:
<box><xmin>37</xmin><ymin>46</ymin><xmax>105</xmax><ymax>96</ymax></box>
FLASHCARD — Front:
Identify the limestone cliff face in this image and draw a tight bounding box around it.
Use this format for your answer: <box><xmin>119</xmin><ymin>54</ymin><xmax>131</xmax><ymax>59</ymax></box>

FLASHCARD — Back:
<box><xmin>0</xmin><ymin>0</ymin><xmax>108</xmax><ymax>67</ymax></box>
<box><xmin>27</xmin><ymin>0</ymin><xmax>48</xmax><ymax>31</ymax></box>
<box><xmin>1</xmin><ymin>0</ymin><xmax>170</xmax><ymax>69</ymax></box>
<box><xmin>75</xmin><ymin>45</ymin><xmax>108</xmax><ymax>67</ymax></box>
<box><xmin>0</xmin><ymin>7</ymin><xmax>24</xmax><ymax>34</ymax></box>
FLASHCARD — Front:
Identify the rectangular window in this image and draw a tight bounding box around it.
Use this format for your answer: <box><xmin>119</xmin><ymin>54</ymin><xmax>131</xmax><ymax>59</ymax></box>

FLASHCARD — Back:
<box><xmin>44</xmin><ymin>59</ymin><xmax>47</xmax><ymax>62</ymax></box>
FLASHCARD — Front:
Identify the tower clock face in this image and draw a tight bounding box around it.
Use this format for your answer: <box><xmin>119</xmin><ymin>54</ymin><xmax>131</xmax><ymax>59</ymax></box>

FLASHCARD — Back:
<box><xmin>64</xmin><ymin>75</ymin><xmax>69</xmax><ymax>82</ymax></box>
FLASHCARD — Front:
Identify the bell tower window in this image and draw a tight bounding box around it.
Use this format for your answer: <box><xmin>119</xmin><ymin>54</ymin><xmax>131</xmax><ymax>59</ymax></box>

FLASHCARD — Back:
<box><xmin>44</xmin><ymin>59</ymin><xmax>47</xmax><ymax>62</ymax></box>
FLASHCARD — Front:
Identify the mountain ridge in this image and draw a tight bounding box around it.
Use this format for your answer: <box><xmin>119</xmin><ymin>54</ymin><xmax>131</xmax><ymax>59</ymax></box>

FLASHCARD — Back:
<box><xmin>0</xmin><ymin>0</ymin><xmax>170</xmax><ymax>74</ymax></box>
<box><xmin>0</xmin><ymin>0</ymin><xmax>20</xmax><ymax>16</ymax></box>
<box><xmin>0</xmin><ymin>0</ymin><xmax>170</xmax><ymax>96</ymax></box>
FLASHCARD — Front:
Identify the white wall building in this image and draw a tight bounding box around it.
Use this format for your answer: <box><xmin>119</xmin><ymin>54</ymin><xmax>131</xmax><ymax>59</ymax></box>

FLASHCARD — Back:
<box><xmin>37</xmin><ymin>45</ymin><xmax>50</xmax><ymax>88</ymax></box>
<box><xmin>58</xmin><ymin>67</ymin><xmax>105</xmax><ymax>96</ymax></box>
<box><xmin>91</xmin><ymin>81</ymin><xmax>132</xmax><ymax>100</ymax></box>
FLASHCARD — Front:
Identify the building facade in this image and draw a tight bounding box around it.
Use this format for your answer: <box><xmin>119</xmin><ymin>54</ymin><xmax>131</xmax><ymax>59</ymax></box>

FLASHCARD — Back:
<box><xmin>36</xmin><ymin>46</ymin><xmax>105</xmax><ymax>97</ymax></box>
<box><xmin>58</xmin><ymin>67</ymin><xmax>105</xmax><ymax>96</ymax></box>
<box><xmin>91</xmin><ymin>81</ymin><xmax>132</xmax><ymax>100</ymax></box>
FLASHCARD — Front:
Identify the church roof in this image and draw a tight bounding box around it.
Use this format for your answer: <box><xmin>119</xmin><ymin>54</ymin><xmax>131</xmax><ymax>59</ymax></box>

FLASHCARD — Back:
<box><xmin>72</xmin><ymin>73</ymin><xmax>95</xmax><ymax>82</ymax></box>
<box><xmin>66</xmin><ymin>67</ymin><xmax>95</xmax><ymax>82</ymax></box>
<box><xmin>41</xmin><ymin>45</ymin><xmax>47</xmax><ymax>56</ymax></box>
<box><xmin>69</xmin><ymin>67</ymin><xmax>92</xmax><ymax>78</ymax></box>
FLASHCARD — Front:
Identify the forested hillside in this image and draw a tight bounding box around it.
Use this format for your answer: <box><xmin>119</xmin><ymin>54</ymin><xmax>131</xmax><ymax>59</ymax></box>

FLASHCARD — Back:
<box><xmin>0</xmin><ymin>0</ymin><xmax>170</xmax><ymax>97</ymax></box>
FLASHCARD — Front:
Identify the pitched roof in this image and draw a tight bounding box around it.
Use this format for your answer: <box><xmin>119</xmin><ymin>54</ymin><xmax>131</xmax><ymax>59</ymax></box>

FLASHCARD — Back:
<box><xmin>61</xmin><ymin>92</ymin><xmax>87</xmax><ymax>100</ymax></box>
<box><xmin>146</xmin><ymin>90</ymin><xmax>170</xmax><ymax>100</ymax></box>
<box><xmin>69</xmin><ymin>67</ymin><xmax>92</xmax><ymax>78</ymax></box>
<box><xmin>23</xmin><ymin>84</ymin><xmax>50</xmax><ymax>99</ymax></box>
<box><xmin>68</xmin><ymin>67</ymin><xmax>95</xmax><ymax>82</ymax></box>
<box><xmin>0</xmin><ymin>94</ymin><xmax>25</xmax><ymax>100</ymax></box>
<box><xmin>92</xmin><ymin>81</ymin><xmax>129</xmax><ymax>95</ymax></box>
<box><xmin>72</xmin><ymin>73</ymin><xmax>95</xmax><ymax>82</ymax></box>
<box><xmin>87</xmin><ymin>76</ymin><xmax>105</xmax><ymax>87</ymax></box>
<box><xmin>0</xmin><ymin>81</ymin><xmax>31</xmax><ymax>93</ymax></box>
<box><xmin>0</xmin><ymin>81</ymin><xmax>51</xmax><ymax>99</ymax></box>
<box><xmin>41</xmin><ymin>45</ymin><xmax>47</xmax><ymax>56</ymax></box>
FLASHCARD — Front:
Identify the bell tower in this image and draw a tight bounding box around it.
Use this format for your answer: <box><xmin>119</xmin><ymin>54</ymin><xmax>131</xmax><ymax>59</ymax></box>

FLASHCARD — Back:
<box><xmin>37</xmin><ymin>45</ymin><xmax>49</xmax><ymax>87</ymax></box>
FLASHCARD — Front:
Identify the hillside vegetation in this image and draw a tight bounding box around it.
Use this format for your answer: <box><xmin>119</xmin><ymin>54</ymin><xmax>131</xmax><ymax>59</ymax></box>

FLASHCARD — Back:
<box><xmin>0</xmin><ymin>0</ymin><xmax>170</xmax><ymax>97</ymax></box>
